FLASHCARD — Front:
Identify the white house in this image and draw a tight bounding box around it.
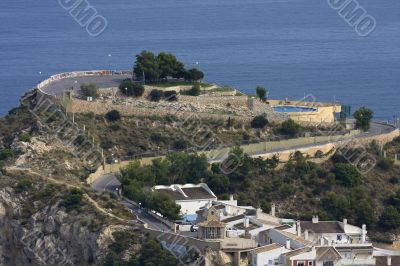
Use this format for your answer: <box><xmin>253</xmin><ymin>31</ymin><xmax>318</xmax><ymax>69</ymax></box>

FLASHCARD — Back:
<box><xmin>300</xmin><ymin>216</ymin><xmax>367</xmax><ymax>245</ymax></box>
<box><xmin>282</xmin><ymin>246</ymin><xmax>342</xmax><ymax>266</ymax></box>
<box><xmin>153</xmin><ymin>183</ymin><xmax>217</xmax><ymax>219</ymax></box>
<box><xmin>250</xmin><ymin>243</ymin><xmax>290</xmax><ymax>266</ymax></box>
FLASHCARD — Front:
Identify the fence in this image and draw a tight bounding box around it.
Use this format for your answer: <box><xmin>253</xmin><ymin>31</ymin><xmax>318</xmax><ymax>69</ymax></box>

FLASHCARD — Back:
<box><xmin>102</xmin><ymin>129</ymin><xmax>362</xmax><ymax>173</ymax></box>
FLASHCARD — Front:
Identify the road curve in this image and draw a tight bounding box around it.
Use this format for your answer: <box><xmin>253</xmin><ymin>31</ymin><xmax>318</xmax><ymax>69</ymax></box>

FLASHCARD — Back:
<box><xmin>41</xmin><ymin>73</ymin><xmax>132</xmax><ymax>98</ymax></box>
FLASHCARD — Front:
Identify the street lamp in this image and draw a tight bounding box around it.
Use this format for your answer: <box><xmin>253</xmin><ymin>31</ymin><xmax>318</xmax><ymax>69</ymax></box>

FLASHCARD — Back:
<box><xmin>108</xmin><ymin>54</ymin><xmax>112</xmax><ymax>74</ymax></box>
<box><xmin>125</xmin><ymin>87</ymin><xmax>128</xmax><ymax>97</ymax></box>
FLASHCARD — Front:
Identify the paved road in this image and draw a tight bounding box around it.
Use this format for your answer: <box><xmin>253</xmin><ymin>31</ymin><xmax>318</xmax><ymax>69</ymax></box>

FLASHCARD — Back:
<box><xmin>122</xmin><ymin>198</ymin><xmax>173</xmax><ymax>232</ymax></box>
<box><xmin>91</xmin><ymin>175</ymin><xmax>173</xmax><ymax>231</ymax></box>
<box><xmin>91</xmin><ymin>173</ymin><xmax>121</xmax><ymax>194</ymax></box>
<box><xmin>208</xmin><ymin>121</ymin><xmax>397</xmax><ymax>162</ymax></box>
<box><xmin>41</xmin><ymin>74</ymin><xmax>132</xmax><ymax>97</ymax></box>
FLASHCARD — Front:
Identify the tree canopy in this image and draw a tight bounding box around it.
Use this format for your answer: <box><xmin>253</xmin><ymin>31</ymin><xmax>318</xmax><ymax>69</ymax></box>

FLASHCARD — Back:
<box><xmin>256</xmin><ymin>86</ymin><xmax>267</xmax><ymax>101</ymax></box>
<box><xmin>353</xmin><ymin>107</ymin><xmax>373</xmax><ymax>132</ymax></box>
<box><xmin>281</xmin><ymin>119</ymin><xmax>301</xmax><ymax>137</ymax></box>
<box><xmin>251</xmin><ymin>115</ymin><xmax>268</xmax><ymax>129</ymax></box>
<box><xmin>119</xmin><ymin>79</ymin><xmax>144</xmax><ymax>97</ymax></box>
<box><xmin>80</xmin><ymin>83</ymin><xmax>98</xmax><ymax>97</ymax></box>
<box><xmin>133</xmin><ymin>50</ymin><xmax>204</xmax><ymax>83</ymax></box>
<box><xmin>134</xmin><ymin>50</ymin><xmax>161</xmax><ymax>82</ymax></box>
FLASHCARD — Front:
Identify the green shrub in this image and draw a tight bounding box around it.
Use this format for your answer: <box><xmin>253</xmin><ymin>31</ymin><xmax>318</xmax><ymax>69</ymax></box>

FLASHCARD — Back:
<box><xmin>184</xmin><ymin>68</ymin><xmax>204</xmax><ymax>81</ymax></box>
<box><xmin>108</xmin><ymin>123</ymin><xmax>121</xmax><ymax>131</ymax></box>
<box><xmin>80</xmin><ymin>83</ymin><xmax>98</xmax><ymax>97</ymax></box>
<box><xmin>149</xmin><ymin>89</ymin><xmax>164</xmax><ymax>102</ymax></box>
<box><xmin>164</xmin><ymin>114</ymin><xmax>177</xmax><ymax>123</ymax></box>
<box><xmin>119</xmin><ymin>79</ymin><xmax>144</xmax><ymax>97</ymax></box>
<box><xmin>61</xmin><ymin>188</ymin><xmax>84</xmax><ymax>211</ymax></box>
<box><xmin>256</xmin><ymin>86</ymin><xmax>267</xmax><ymax>101</ymax></box>
<box><xmin>105</xmin><ymin>110</ymin><xmax>121</xmax><ymax>122</ymax></box>
<box><xmin>353</xmin><ymin>107</ymin><xmax>373</xmax><ymax>132</ymax></box>
<box><xmin>281</xmin><ymin>119</ymin><xmax>301</xmax><ymax>137</ymax></box>
<box><xmin>101</xmin><ymin>140</ymin><xmax>114</xmax><ymax>150</ymax></box>
<box><xmin>377</xmin><ymin>158</ymin><xmax>394</xmax><ymax>171</ymax></box>
<box><xmin>182</xmin><ymin>84</ymin><xmax>201</xmax><ymax>96</ymax></box>
<box><xmin>261</xmin><ymin>201</ymin><xmax>272</xmax><ymax>213</ymax></box>
<box><xmin>379</xmin><ymin>206</ymin><xmax>400</xmax><ymax>230</ymax></box>
<box><xmin>164</xmin><ymin>90</ymin><xmax>178</xmax><ymax>101</ymax></box>
<box><xmin>334</xmin><ymin>163</ymin><xmax>362</xmax><ymax>187</ymax></box>
<box><xmin>19</xmin><ymin>132</ymin><xmax>31</xmax><ymax>143</ymax></box>
<box><xmin>73</xmin><ymin>135</ymin><xmax>86</xmax><ymax>146</ymax></box>
<box><xmin>174</xmin><ymin>139</ymin><xmax>187</xmax><ymax>150</ymax></box>
<box><xmin>15</xmin><ymin>179</ymin><xmax>33</xmax><ymax>193</ymax></box>
<box><xmin>251</xmin><ymin>115</ymin><xmax>268</xmax><ymax>129</ymax></box>
<box><xmin>315</xmin><ymin>150</ymin><xmax>324</xmax><ymax>158</ymax></box>
<box><xmin>35</xmin><ymin>184</ymin><xmax>57</xmax><ymax>201</ymax></box>
<box><xmin>0</xmin><ymin>149</ymin><xmax>12</xmax><ymax>161</ymax></box>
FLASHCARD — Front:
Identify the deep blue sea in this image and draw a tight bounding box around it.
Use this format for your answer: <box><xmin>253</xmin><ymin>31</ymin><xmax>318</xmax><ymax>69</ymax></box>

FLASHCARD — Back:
<box><xmin>0</xmin><ymin>0</ymin><xmax>399</xmax><ymax>120</ymax></box>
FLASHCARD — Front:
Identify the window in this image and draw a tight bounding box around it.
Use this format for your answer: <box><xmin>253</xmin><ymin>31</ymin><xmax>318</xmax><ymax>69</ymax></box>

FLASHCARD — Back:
<box><xmin>323</xmin><ymin>262</ymin><xmax>334</xmax><ymax>266</ymax></box>
<box><xmin>268</xmin><ymin>260</ymin><xmax>272</xmax><ymax>265</ymax></box>
<box><xmin>308</xmin><ymin>262</ymin><xmax>313</xmax><ymax>266</ymax></box>
<box><xmin>337</xmin><ymin>235</ymin><xmax>342</xmax><ymax>241</ymax></box>
<box><xmin>297</xmin><ymin>262</ymin><xmax>305</xmax><ymax>266</ymax></box>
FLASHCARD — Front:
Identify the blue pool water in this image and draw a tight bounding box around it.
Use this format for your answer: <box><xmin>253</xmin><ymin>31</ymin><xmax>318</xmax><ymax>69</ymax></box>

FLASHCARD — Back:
<box><xmin>274</xmin><ymin>106</ymin><xmax>317</xmax><ymax>113</ymax></box>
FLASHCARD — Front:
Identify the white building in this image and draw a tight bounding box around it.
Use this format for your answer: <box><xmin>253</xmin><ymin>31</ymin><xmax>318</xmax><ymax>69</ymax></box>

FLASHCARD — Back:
<box><xmin>300</xmin><ymin>216</ymin><xmax>368</xmax><ymax>245</ymax></box>
<box><xmin>153</xmin><ymin>183</ymin><xmax>217</xmax><ymax>219</ymax></box>
<box><xmin>250</xmin><ymin>243</ymin><xmax>290</xmax><ymax>266</ymax></box>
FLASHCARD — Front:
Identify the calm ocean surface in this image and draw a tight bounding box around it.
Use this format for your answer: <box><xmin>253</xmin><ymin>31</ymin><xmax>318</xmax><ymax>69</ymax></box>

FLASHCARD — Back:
<box><xmin>0</xmin><ymin>0</ymin><xmax>399</xmax><ymax>120</ymax></box>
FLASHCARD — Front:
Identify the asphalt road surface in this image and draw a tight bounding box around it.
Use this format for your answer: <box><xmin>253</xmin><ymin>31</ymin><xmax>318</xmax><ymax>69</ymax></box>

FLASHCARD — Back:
<box><xmin>41</xmin><ymin>74</ymin><xmax>132</xmax><ymax>98</ymax></box>
<box><xmin>91</xmin><ymin>173</ymin><xmax>121</xmax><ymax>194</ymax></box>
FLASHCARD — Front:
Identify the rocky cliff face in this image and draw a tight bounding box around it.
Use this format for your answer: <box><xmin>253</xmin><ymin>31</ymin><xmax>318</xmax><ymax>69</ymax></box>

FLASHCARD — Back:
<box><xmin>0</xmin><ymin>185</ymin><xmax>123</xmax><ymax>265</ymax></box>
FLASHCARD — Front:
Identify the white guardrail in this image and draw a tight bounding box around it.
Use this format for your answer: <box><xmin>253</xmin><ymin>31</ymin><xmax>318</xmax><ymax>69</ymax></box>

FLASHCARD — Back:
<box><xmin>37</xmin><ymin>70</ymin><xmax>132</xmax><ymax>93</ymax></box>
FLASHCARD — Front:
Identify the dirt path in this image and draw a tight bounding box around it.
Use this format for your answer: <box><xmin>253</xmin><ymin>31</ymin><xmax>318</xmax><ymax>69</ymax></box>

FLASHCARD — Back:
<box><xmin>5</xmin><ymin>166</ymin><xmax>131</xmax><ymax>223</ymax></box>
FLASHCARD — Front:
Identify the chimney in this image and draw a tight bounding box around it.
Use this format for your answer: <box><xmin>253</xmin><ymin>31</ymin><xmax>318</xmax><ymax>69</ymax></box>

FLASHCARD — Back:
<box><xmin>286</xmin><ymin>239</ymin><xmax>291</xmax><ymax>249</ymax></box>
<box><xmin>362</xmin><ymin>224</ymin><xmax>367</xmax><ymax>243</ymax></box>
<box><xmin>343</xmin><ymin>218</ymin><xmax>347</xmax><ymax>225</ymax></box>
<box><xmin>296</xmin><ymin>221</ymin><xmax>301</xmax><ymax>237</ymax></box>
<box><xmin>229</xmin><ymin>194</ymin><xmax>234</xmax><ymax>201</ymax></box>
<box><xmin>244</xmin><ymin>217</ymin><xmax>250</xmax><ymax>228</ymax></box>
<box><xmin>387</xmin><ymin>256</ymin><xmax>392</xmax><ymax>266</ymax></box>
<box><xmin>312</xmin><ymin>216</ymin><xmax>319</xmax><ymax>223</ymax></box>
<box><xmin>271</xmin><ymin>204</ymin><xmax>276</xmax><ymax>217</ymax></box>
<box><xmin>320</xmin><ymin>237</ymin><xmax>324</xmax><ymax>246</ymax></box>
<box><xmin>304</xmin><ymin>230</ymin><xmax>309</xmax><ymax>241</ymax></box>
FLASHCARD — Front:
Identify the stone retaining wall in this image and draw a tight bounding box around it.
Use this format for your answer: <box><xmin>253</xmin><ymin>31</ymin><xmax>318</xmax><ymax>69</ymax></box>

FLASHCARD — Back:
<box><xmin>69</xmin><ymin>99</ymin><xmax>252</xmax><ymax>123</ymax></box>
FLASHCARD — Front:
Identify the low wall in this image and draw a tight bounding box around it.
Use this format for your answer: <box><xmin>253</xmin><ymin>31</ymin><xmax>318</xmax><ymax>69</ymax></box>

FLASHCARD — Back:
<box><xmin>143</xmin><ymin>228</ymin><xmax>221</xmax><ymax>253</ymax></box>
<box><xmin>179</xmin><ymin>95</ymin><xmax>248</xmax><ymax>109</ymax></box>
<box><xmin>37</xmin><ymin>70</ymin><xmax>131</xmax><ymax>91</ymax></box>
<box><xmin>69</xmin><ymin>98</ymin><xmax>252</xmax><ymax>123</ymax></box>
<box><xmin>99</xmin><ymin>127</ymin><xmax>399</xmax><ymax>175</ymax></box>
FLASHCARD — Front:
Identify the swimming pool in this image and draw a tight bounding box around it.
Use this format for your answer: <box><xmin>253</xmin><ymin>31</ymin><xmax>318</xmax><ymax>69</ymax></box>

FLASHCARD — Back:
<box><xmin>273</xmin><ymin>105</ymin><xmax>317</xmax><ymax>113</ymax></box>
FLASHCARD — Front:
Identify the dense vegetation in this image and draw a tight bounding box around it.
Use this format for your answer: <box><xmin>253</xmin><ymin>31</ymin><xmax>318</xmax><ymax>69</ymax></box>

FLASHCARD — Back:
<box><xmin>117</xmin><ymin>137</ymin><xmax>400</xmax><ymax>239</ymax></box>
<box><xmin>103</xmin><ymin>231</ymin><xmax>178</xmax><ymax>266</ymax></box>
<box><xmin>133</xmin><ymin>50</ymin><xmax>204</xmax><ymax>83</ymax></box>
<box><xmin>119</xmin><ymin>79</ymin><xmax>144</xmax><ymax>97</ymax></box>
<box><xmin>256</xmin><ymin>86</ymin><xmax>267</xmax><ymax>101</ymax></box>
<box><xmin>80</xmin><ymin>83</ymin><xmax>98</xmax><ymax>98</ymax></box>
<box><xmin>354</xmin><ymin>107</ymin><xmax>374</xmax><ymax>132</ymax></box>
